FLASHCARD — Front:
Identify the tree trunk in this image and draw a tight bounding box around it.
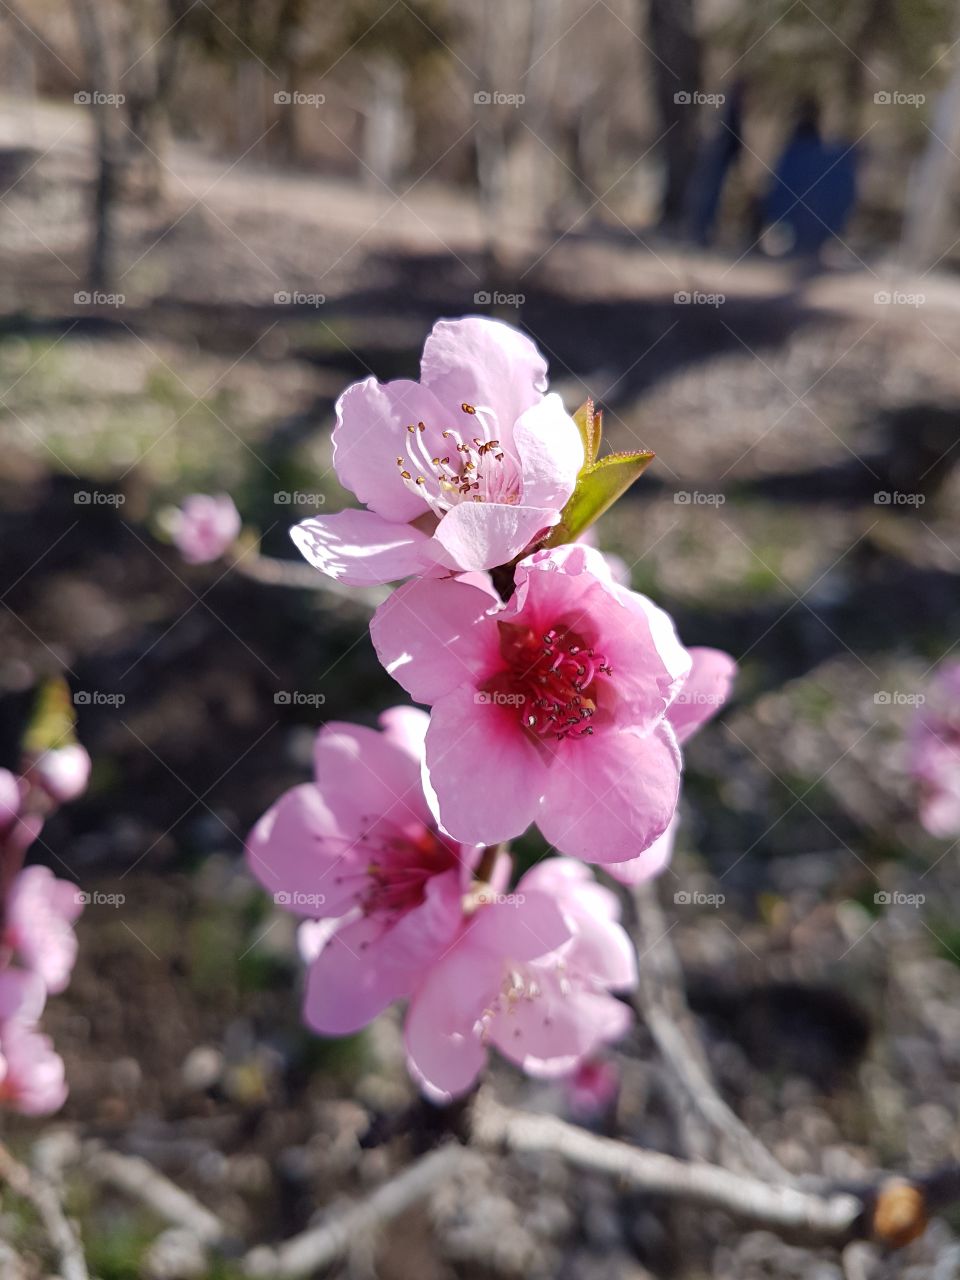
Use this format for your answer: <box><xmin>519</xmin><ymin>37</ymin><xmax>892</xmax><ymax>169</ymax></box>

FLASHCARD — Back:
<box><xmin>645</xmin><ymin>0</ymin><xmax>701</xmax><ymax>229</ymax></box>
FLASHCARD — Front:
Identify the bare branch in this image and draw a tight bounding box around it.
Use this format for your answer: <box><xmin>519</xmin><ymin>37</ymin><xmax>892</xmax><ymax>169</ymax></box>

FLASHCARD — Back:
<box><xmin>228</xmin><ymin>547</ymin><xmax>388</xmax><ymax>610</ymax></box>
<box><xmin>0</xmin><ymin>1141</ymin><xmax>88</xmax><ymax>1280</ymax></box>
<box><xmin>242</xmin><ymin>1143</ymin><xmax>483</xmax><ymax>1278</ymax></box>
<box><xmin>471</xmin><ymin>1091</ymin><xmax>863</xmax><ymax>1243</ymax></box>
<box><xmin>627</xmin><ymin>879</ymin><xmax>791</xmax><ymax>1182</ymax></box>
<box><xmin>85</xmin><ymin>1147</ymin><xmax>228</xmax><ymax>1247</ymax></box>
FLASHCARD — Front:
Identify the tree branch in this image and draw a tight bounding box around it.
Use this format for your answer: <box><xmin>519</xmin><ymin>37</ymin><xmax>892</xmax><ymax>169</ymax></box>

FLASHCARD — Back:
<box><xmin>0</xmin><ymin>1141</ymin><xmax>88</xmax><ymax>1280</ymax></box>
<box><xmin>85</xmin><ymin>1147</ymin><xmax>229</xmax><ymax>1247</ymax></box>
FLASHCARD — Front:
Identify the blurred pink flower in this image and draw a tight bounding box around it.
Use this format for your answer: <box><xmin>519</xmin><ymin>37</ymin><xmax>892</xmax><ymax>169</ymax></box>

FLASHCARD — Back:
<box><xmin>371</xmin><ymin>543</ymin><xmax>692</xmax><ymax>862</ymax></box>
<box><xmin>910</xmin><ymin>662</ymin><xmax>960</xmax><ymax>838</ymax></box>
<box><xmin>292</xmin><ymin>317</ymin><xmax>584</xmax><ymax>585</ymax></box>
<box><xmin>29</xmin><ymin>743</ymin><xmax>91</xmax><ymax>805</ymax></box>
<box><xmin>0</xmin><ymin>769</ymin><xmax>20</xmax><ymax>831</ymax></box>
<box><xmin>171</xmin><ymin>493</ymin><xmax>241</xmax><ymax>564</ymax></box>
<box><xmin>405</xmin><ymin>858</ymin><xmax>636</xmax><ymax>1103</ymax></box>
<box><xmin>565</xmin><ymin>1056</ymin><xmax>620</xmax><ymax>1119</ymax></box>
<box><xmin>4</xmin><ymin>866</ymin><xmax>82</xmax><ymax>995</ymax></box>
<box><xmin>246</xmin><ymin>708</ymin><xmax>486</xmax><ymax>1035</ymax></box>
<box><xmin>0</xmin><ymin>970</ymin><xmax>67</xmax><ymax>1116</ymax></box>
<box><xmin>607</xmin><ymin>646</ymin><xmax>737</xmax><ymax>885</ymax></box>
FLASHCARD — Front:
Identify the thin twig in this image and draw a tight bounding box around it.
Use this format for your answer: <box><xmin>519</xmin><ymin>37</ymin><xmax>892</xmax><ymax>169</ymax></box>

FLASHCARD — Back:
<box><xmin>85</xmin><ymin>1147</ymin><xmax>228</xmax><ymax>1246</ymax></box>
<box><xmin>628</xmin><ymin>880</ymin><xmax>791</xmax><ymax>1183</ymax></box>
<box><xmin>228</xmin><ymin>547</ymin><xmax>387</xmax><ymax>610</ymax></box>
<box><xmin>472</xmin><ymin>1092</ymin><xmax>862</xmax><ymax>1243</ymax></box>
<box><xmin>241</xmin><ymin>1143</ymin><xmax>481</xmax><ymax>1278</ymax></box>
<box><xmin>0</xmin><ymin>1141</ymin><xmax>89</xmax><ymax>1280</ymax></box>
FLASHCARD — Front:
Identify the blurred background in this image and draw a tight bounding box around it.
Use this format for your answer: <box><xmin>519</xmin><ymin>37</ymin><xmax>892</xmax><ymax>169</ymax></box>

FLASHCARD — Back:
<box><xmin>2</xmin><ymin>0</ymin><xmax>960</xmax><ymax>1276</ymax></box>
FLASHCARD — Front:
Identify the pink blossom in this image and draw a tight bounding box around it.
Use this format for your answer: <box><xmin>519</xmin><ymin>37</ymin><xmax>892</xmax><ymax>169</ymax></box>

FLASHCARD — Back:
<box><xmin>292</xmin><ymin>318</ymin><xmax>584</xmax><ymax>585</ymax></box>
<box><xmin>29</xmin><ymin>744</ymin><xmax>91</xmax><ymax>805</ymax></box>
<box><xmin>0</xmin><ymin>769</ymin><xmax>19</xmax><ymax>831</ymax></box>
<box><xmin>171</xmin><ymin>494</ymin><xmax>241</xmax><ymax>564</ymax></box>
<box><xmin>607</xmin><ymin>646</ymin><xmax>737</xmax><ymax>885</ymax></box>
<box><xmin>246</xmin><ymin>708</ymin><xmax>485</xmax><ymax>1035</ymax></box>
<box><xmin>565</xmin><ymin>1056</ymin><xmax>620</xmax><ymax>1119</ymax></box>
<box><xmin>405</xmin><ymin>858</ymin><xmax>636</xmax><ymax>1103</ymax></box>
<box><xmin>370</xmin><ymin>544</ymin><xmax>692</xmax><ymax>862</ymax></box>
<box><xmin>4</xmin><ymin>866</ymin><xmax>82</xmax><ymax>995</ymax></box>
<box><xmin>909</xmin><ymin>662</ymin><xmax>960</xmax><ymax>838</ymax></box>
<box><xmin>0</xmin><ymin>970</ymin><xmax>66</xmax><ymax>1116</ymax></box>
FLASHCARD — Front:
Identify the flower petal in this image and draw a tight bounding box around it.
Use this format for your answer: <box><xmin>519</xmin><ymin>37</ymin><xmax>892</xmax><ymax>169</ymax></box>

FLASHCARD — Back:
<box><xmin>314</xmin><ymin>722</ymin><xmax>431</xmax><ymax>833</ymax></box>
<box><xmin>291</xmin><ymin>510</ymin><xmax>446</xmax><ymax>587</ymax></box>
<box><xmin>606</xmin><ymin>816</ymin><xmax>678</xmax><ymax>886</ymax></box>
<box><xmin>538</xmin><ymin>722</ymin><xmax>681</xmax><ymax>862</ymax></box>
<box><xmin>370</xmin><ymin>577</ymin><xmax>500</xmax><ymax>704</ymax></box>
<box><xmin>668</xmin><ymin>647</ymin><xmax>737</xmax><ymax>744</ymax></box>
<box><xmin>419</xmin><ymin>317</ymin><xmax>548</xmax><ymax>438</ymax></box>
<box><xmin>332</xmin><ymin>377</ymin><xmax>450</xmax><ymax>522</ymax></box>
<box><xmin>433</xmin><ymin>502</ymin><xmax>555</xmax><ymax>573</ymax></box>
<box><xmin>513</xmin><ymin>394</ymin><xmax>583</xmax><ymax>511</ymax></box>
<box><xmin>425</xmin><ymin>685</ymin><xmax>547</xmax><ymax>846</ymax></box>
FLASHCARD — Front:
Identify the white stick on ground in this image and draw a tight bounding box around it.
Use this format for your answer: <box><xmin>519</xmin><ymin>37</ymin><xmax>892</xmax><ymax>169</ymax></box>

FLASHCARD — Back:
<box><xmin>241</xmin><ymin>1144</ymin><xmax>482</xmax><ymax>1278</ymax></box>
<box><xmin>85</xmin><ymin>1148</ymin><xmax>228</xmax><ymax>1246</ymax></box>
<box><xmin>0</xmin><ymin>1142</ymin><xmax>89</xmax><ymax>1280</ymax></box>
<box><xmin>472</xmin><ymin>1091</ymin><xmax>862</xmax><ymax>1242</ymax></box>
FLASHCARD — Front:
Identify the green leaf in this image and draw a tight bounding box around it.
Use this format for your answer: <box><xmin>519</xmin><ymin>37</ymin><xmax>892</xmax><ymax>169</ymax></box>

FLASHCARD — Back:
<box><xmin>23</xmin><ymin>677</ymin><xmax>77</xmax><ymax>755</ymax></box>
<box><xmin>543</xmin><ymin>449</ymin><xmax>655</xmax><ymax>547</ymax></box>
<box><xmin>572</xmin><ymin>399</ymin><xmax>602</xmax><ymax>466</ymax></box>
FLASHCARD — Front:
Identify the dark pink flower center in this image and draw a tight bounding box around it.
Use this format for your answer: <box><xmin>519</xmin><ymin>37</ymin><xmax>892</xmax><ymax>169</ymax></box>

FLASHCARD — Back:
<box><xmin>337</xmin><ymin>825</ymin><xmax>460</xmax><ymax>919</ymax></box>
<box><xmin>482</xmin><ymin>620</ymin><xmax>613</xmax><ymax>742</ymax></box>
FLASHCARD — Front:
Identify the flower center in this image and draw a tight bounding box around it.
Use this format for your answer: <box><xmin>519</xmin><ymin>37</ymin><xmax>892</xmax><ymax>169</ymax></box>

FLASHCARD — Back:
<box><xmin>334</xmin><ymin>823</ymin><xmax>460</xmax><ymax>919</ymax></box>
<box><xmin>481</xmin><ymin>620</ymin><xmax>613</xmax><ymax>742</ymax></box>
<box><xmin>396</xmin><ymin>402</ymin><xmax>522</xmax><ymax>515</ymax></box>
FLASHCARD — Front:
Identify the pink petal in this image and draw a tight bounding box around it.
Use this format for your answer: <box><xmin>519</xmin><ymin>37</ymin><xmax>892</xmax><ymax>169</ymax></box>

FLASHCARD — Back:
<box><xmin>512</xmin><ymin>394</ymin><xmax>583</xmax><ymax>510</ymax></box>
<box><xmin>0</xmin><ymin>970</ymin><xmax>45</xmax><ymax>1023</ymax></box>
<box><xmin>606</xmin><ymin>816</ymin><xmax>678</xmax><ymax>886</ymax></box>
<box><xmin>377</xmin><ymin>706</ymin><xmax>430</xmax><ymax>760</ymax></box>
<box><xmin>370</xmin><ymin>577</ymin><xmax>500</xmax><ymax>705</ymax></box>
<box><xmin>314</xmin><ymin>722</ymin><xmax>431</xmax><ymax>833</ymax></box>
<box><xmin>419</xmin><ymin>317</ymin><xmax>548</xmax><ymax>438</ymax></box>
<box><xmin>303</xmin><ymin>913</ymin><xmax>409</xmax><ymax>1034</ymax></box>
<box><xmin>433</xmin><ymin>502</ymin><xmax>555</xmax><ymax>573</ymax></box>
<box><xmin>466</xmin><ymin>888</ymin><xmax>572</xmax><ymax>960</ymax></box>
<box><xmin>290</xmin><ymin>510</ymin><xmax>447</xmax><ymax>587</ymax></box>
<box><xmin>404</xmin><ymin>946</ymin><xmax>497</xmax><ymax>1103</ymax></box>
<box><xmin>668</xmin><ymin>647</ymin><xmax>737</xmax><ymax>744</ymax></box>
<box><xmin>425</xmin><ymin>685</ymin><xmax>547</xmax><ymax>846</ymax></box>
<box><xmin>538</xmin><ymin>723</ymin><xmax>682</xmax><ymax>862</ymax></box>
<box><xmin>245</xmin><ymin>783</ymin><xmax>361</xmax><ymax>918</ymax></box>
<box><xmin>332</xmin><ymin>377</ymin><xmax>450</xmax><ymax>522</ymax></box>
